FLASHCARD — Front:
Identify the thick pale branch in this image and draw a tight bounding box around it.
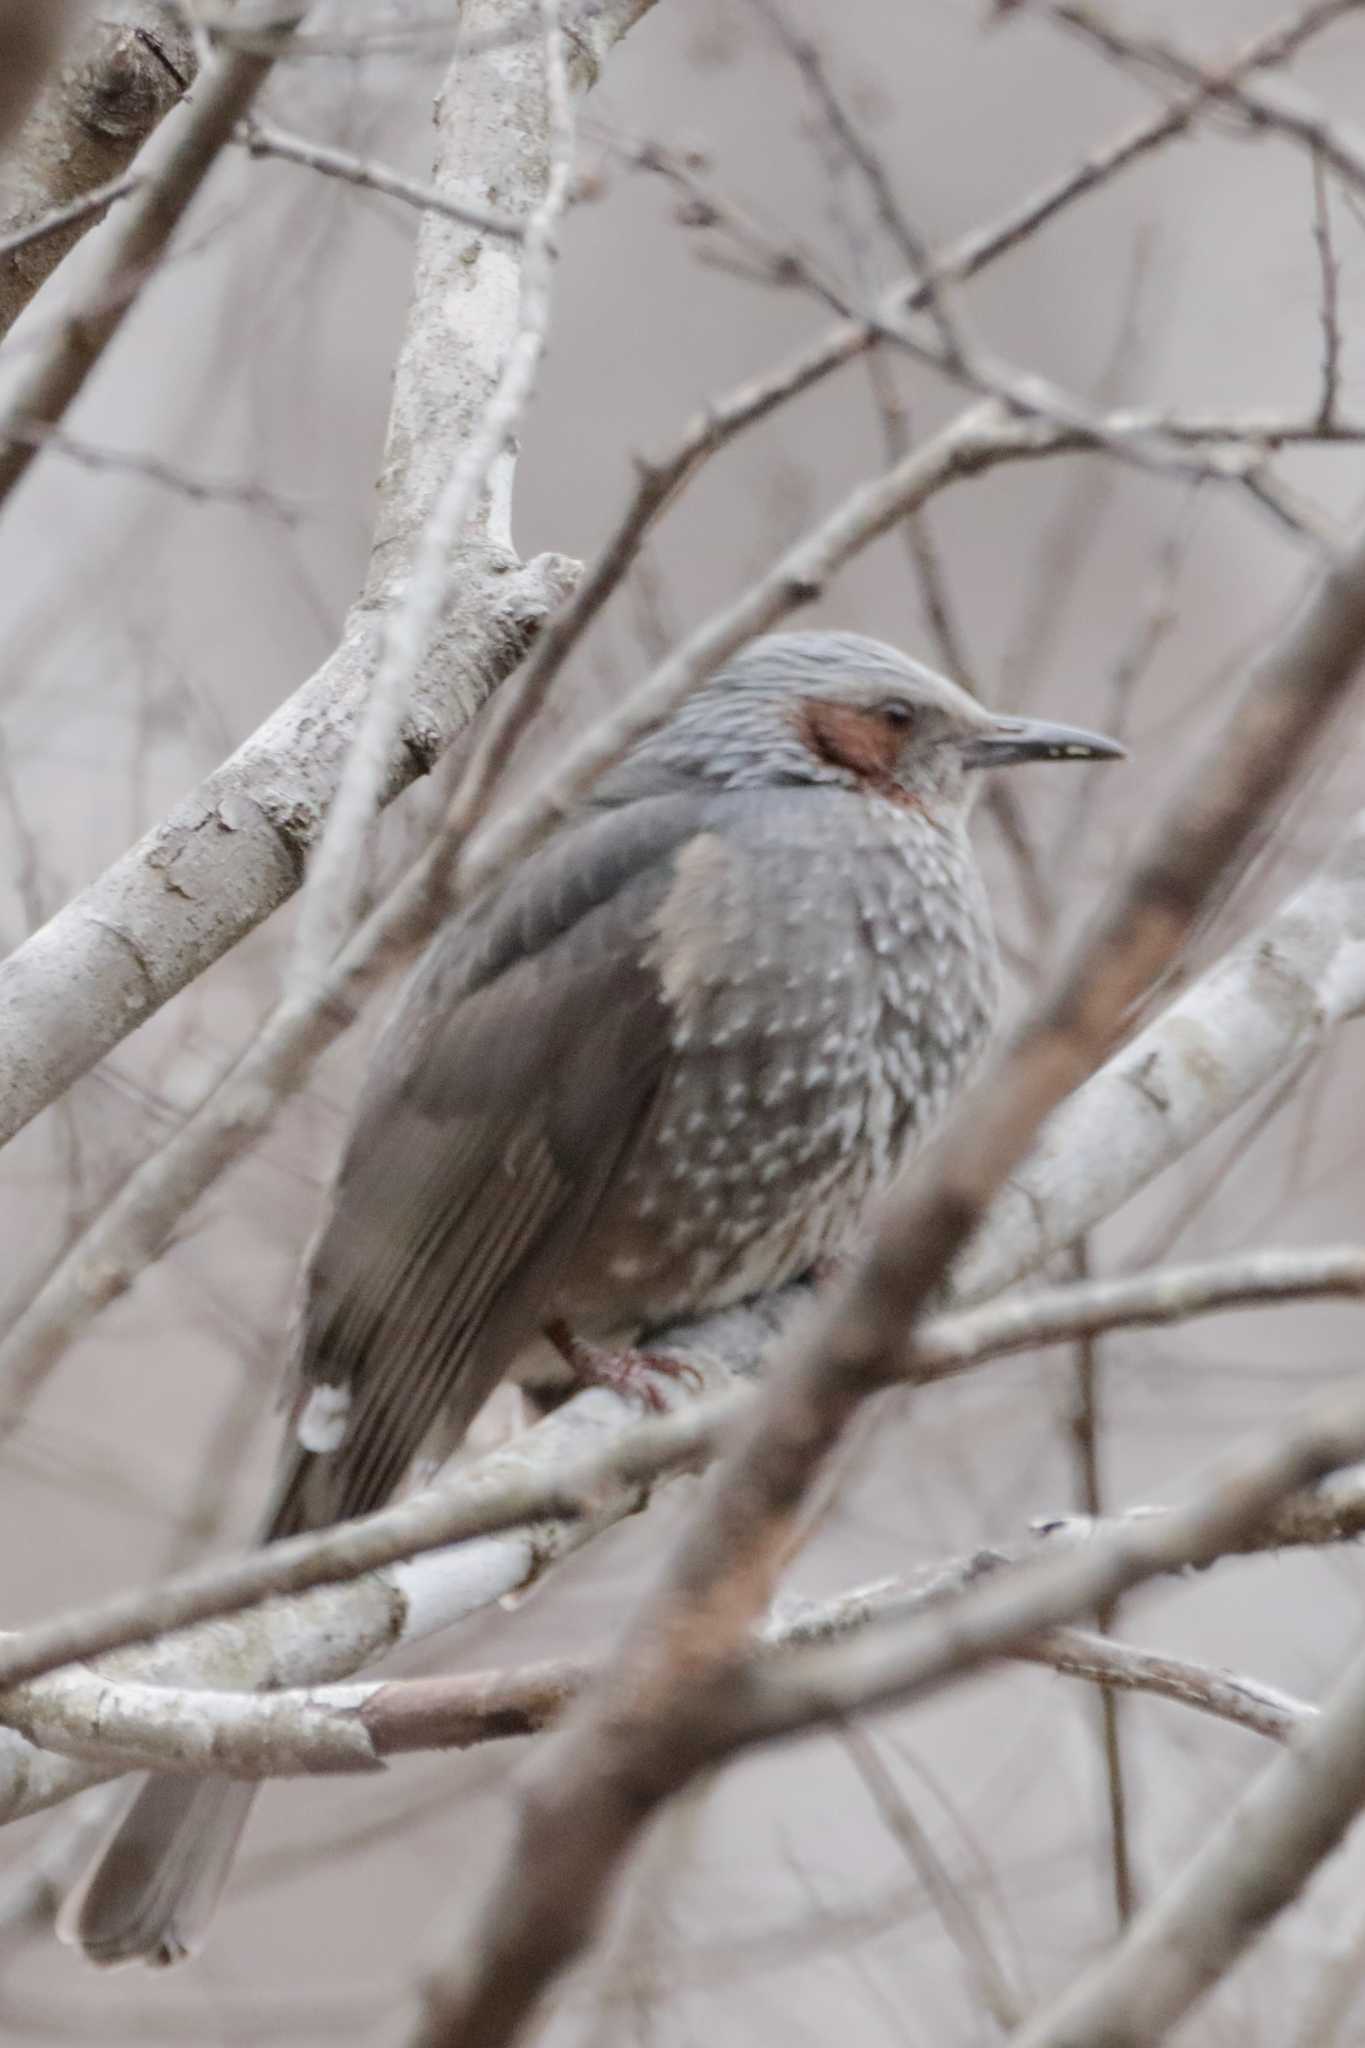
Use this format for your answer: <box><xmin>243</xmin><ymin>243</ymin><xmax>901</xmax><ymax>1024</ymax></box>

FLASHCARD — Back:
<box><xmin>0</xmin><ymin>1590</ymin><xmax>1314</xmax><ymax>1789</ymax></box>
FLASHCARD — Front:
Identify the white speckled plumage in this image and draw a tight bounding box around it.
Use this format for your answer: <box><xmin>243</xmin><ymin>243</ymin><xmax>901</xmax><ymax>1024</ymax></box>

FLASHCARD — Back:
<box><xmin>563</xmin><ymin>783</ymin><xmax>999</xmax><ymax>1327</ymax></box>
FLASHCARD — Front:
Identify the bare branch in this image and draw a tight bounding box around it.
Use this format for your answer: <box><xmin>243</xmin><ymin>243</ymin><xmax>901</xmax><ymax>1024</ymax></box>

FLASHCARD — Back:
<box><xmin>748</xmin><ymin>0</ymin><xmax>969</xmax><ymax>366</ymax></box>
<box><xmin>0</xmin><ymin>1577</ymin><xmax>1317</xmax><ymax>1802</ymax></box>
<box><xmin>1037</xmin><ymin>1</ymin><xmax>1365</xmax><ymax>234</ymax></box>
<box><xmin>0</xmin><ymin>171</ymin><xmax>142</xmax><ymax>269</ymax></box>
<box><xmin>1060</xmin><ymin>1240</ymin><xmax>1134</xmax><ymax>1926</ymax></box>
<box><xmin>1312</xmin><ymin>148</ymin><xmax>1343</xmax><ymax>429</ymax></box>
<box><xmin>838</xmin><ymin>1724</ymin><xmax>1025</xmax><ymax>2030</ymax></box>
<box><xmin>239</xmin><ymin>119</ymin><xmax>526</xmax><ymax>241</ymax></box>
<box><xmin>1014</xmin><ymin>1627</ymin><xmax>1314</xmax><ymax>1746</ymax></box>
<box><xmin>0</xmin><ymin>415</ymin><xmax>298</xmax><ymax>518</ymax></box>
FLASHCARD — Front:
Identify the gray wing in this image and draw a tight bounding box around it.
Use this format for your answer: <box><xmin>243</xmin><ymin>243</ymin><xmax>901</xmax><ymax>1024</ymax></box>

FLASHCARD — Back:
<box><xmin>264</xmin><ymin>794</ymin><xmax>703</xmax><ymax>1538</ymax></box>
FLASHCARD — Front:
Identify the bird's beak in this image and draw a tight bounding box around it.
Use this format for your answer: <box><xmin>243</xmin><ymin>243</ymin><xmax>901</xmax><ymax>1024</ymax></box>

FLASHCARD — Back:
<box><xmin>958</xmin><ymin>714</ymin><xmax>1126</xmax><ymax>770</ymax></box>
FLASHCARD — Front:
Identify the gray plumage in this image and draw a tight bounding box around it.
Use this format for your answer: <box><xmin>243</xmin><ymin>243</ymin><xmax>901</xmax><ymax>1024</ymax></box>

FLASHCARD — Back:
<box><xmin>64</xmin><ymin>631</ymin><xmax>1122</xmax><ymax>1966</ymax></box>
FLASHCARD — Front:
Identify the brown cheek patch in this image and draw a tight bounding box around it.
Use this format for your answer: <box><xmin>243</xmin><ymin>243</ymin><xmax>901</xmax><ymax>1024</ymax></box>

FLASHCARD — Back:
<box><xmin>798</xmin><ymin>699</ymin><xmax>904</xmax><ymax>796</ymax></box>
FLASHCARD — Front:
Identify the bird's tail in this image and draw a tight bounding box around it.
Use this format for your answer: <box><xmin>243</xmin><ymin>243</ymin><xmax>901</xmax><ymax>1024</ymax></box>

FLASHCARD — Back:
<box><xmin>57</xmin><ymin>1775</ymin><xmax>257</xmax><ymax>1966</ymax></box>
<box><xmin>60</xmin><ymin>1442</ymin><xmax>330</xmax><ymax>1967</ymax></box>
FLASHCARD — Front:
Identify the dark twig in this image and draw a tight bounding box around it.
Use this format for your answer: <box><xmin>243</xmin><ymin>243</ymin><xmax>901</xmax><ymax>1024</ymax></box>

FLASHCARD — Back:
<box><xmin>0</xmin><ymin>171</ymin><xmax>144</xmax><ymax>264</ymax></box>
<box><xmin>0</xmin><ymin>417</ymin><xmax>299</xmax><ymax>520</ymax></box>
<box><xmin>1065</xmin><ymin>1239</ymin><xmax>1136</xmax><ymax>1929</ymax></box>
<box><xmin>839</xmin><ymin>1724</ymin><xmax>1023</xmax><ymax>2030</ymax></box>
<box><xmin>748</xmin><ymin>0</ymin><xmax>967</xmax><ymax>365</ymax></box>
<box><xmin>1312</xmin><ymin>148</ymin><xmax>1344</xmax><ymax>429</ymax></box>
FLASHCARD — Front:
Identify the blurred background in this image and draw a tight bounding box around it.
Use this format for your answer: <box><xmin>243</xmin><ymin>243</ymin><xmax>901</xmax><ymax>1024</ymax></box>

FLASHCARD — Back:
<box><xmin>4</xmin><ymin>0</ymin><xmax>1365</xmax><ymax>2039</ymax></box>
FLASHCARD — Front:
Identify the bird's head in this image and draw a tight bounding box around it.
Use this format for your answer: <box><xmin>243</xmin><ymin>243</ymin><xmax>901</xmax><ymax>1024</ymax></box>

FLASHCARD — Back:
<box><xmin>624</xmin><ymin>631</ymin><xmax>1124</xmax><ymax>816</ymax></box>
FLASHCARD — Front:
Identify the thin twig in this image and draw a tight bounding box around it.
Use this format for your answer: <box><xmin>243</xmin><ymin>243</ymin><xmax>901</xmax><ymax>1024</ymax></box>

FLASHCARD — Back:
<box><xmin>1065</xmin><ymin>1239</ymin><xmax>1135</xmax><ymax>1929</ymax></box>
<box><xmin>748</xmin><ymin>0</ymin><xmax>967</xmax><ymax>365</ymax></box>
<box><xmin>0</xmin><ymin>417</ymin><xmax>299</xmax><ymax>520</ymax></box>
<box><xmin>239</xmin><ymin>118</ymin><xmax>525</xmax><ymax>240</ymax></box>
<box><xmin>0</xmin><ymin>170</ymin><xmax>144</xmax><ymax>263</ymax></box>
<box><xmin>1312</xmin><ymin>147</ymin><xmax>1344</xmax><ymax>429</ymax></box>
<box><xmin>1049</xmin><ymin>488</ymin><xmax>1196</xmax><ymax>885</ymax></box>
<box><xmin>839</xmin><ymin>1725</ymin><xmax>1023</xmax><ymax>2031</ymax></box>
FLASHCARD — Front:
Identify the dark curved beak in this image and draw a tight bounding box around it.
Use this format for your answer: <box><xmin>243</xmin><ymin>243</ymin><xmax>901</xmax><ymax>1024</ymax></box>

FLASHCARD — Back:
<box><xmin>959</xmin><ymin>715</ymin><xmax>1126</xmax><ymax>770</ymax></box>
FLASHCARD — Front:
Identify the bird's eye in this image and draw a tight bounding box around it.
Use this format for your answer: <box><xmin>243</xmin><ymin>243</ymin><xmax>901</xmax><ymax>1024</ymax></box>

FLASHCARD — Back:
<box><xmin>878</xmin><ymin>700</ymin><xmax>915</xmax><ymax>732</ymax></box>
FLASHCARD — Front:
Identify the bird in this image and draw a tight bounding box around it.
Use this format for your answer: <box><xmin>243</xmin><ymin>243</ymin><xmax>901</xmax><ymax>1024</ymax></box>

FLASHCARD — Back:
<box><xmin>64</xmin><ymin>629</ymin><xmax>1123</xmax><ymax>1966</ymax></box>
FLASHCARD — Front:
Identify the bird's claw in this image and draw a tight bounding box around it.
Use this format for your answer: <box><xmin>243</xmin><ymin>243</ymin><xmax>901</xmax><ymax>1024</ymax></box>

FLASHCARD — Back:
<box><xmin>546</xmin><ymin>1323</ymin><xmax>705</xmax><ymax>1412</ymax></box>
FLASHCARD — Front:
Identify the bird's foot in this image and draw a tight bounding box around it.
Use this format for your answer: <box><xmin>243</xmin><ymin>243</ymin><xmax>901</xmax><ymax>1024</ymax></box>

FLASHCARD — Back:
<box><xmin>545</xmin><ymin>1321</ymin><xmax>705</xmax><ymax>1413</ymax></box>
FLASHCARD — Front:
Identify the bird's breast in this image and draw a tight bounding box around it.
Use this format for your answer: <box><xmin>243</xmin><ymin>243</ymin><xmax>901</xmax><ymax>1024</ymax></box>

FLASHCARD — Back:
<box><xmin>557</xmin><ymin>798</ymin><xmax>999</xmax><ymax>1332</ymax></box>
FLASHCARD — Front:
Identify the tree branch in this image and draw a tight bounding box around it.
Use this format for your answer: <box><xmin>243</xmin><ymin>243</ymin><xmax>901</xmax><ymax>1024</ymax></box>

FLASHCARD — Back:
<box><xmin>0</xmin><ymin>1593</ymin><xmax>1314</xmax><ymax>1790</ymax></box>
<box><xmin>239</xmin><ymin>119</ymin><xmax>525</xmax><ymax>241</ymax></box>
